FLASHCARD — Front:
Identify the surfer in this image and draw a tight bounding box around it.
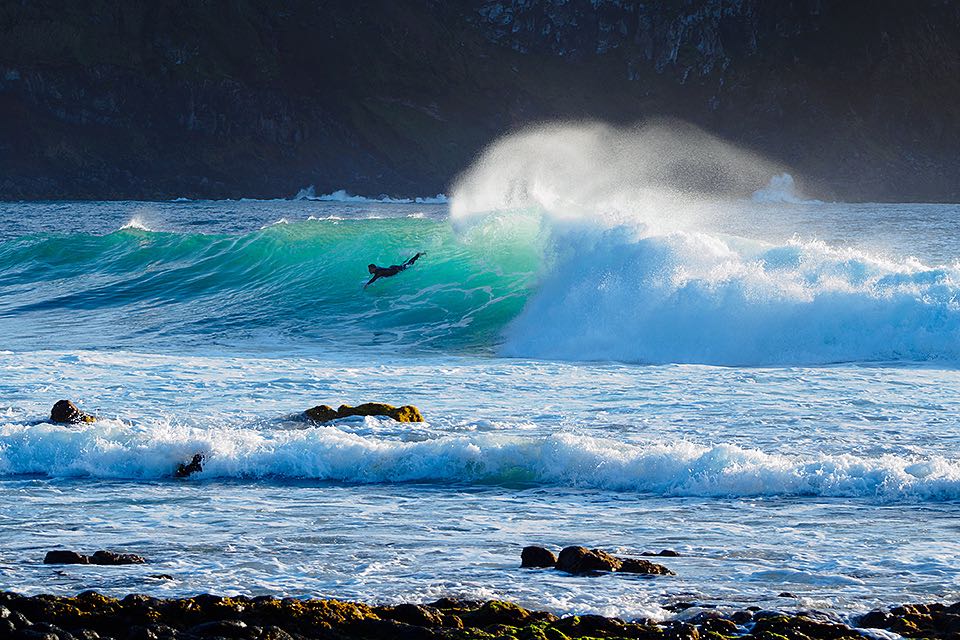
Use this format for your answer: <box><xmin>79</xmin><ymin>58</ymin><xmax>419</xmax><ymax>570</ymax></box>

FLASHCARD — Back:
<box><xmin>364</xmin><ymin>252</ymin><xmax>425</xmax><ymax>288</ymax></box>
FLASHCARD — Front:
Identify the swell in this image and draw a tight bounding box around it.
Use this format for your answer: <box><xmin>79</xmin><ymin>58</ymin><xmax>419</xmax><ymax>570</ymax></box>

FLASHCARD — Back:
<box><xmin>3</xmin><ymin>212</ymin><xmax>960</xmax><ymax>365</ymax></box>
<box><xmin>0</xmin><ymin>218</ymin><xmax>537</xmax><ymax>352</ymax></box>
<box><xmin>2</xmin><ymin>420</ymin><xmax>960</xmax><ymax>501</ymax></box>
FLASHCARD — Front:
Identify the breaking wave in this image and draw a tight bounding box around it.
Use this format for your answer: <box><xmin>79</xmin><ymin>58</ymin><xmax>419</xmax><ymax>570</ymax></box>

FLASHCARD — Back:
<box><xmin>2</xmin><ymin>420</ymin><xmax>959</xmax><ymax>501</ymax></box>
<box><xmin>2</xmin><ymin>122</ymin><xmax>959</xmax><ymax>365</ymax></box>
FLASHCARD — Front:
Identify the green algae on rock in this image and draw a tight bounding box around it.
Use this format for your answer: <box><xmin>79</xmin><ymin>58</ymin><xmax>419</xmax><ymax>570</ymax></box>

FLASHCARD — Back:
<box><xmin>9</xmin><ymin>592</ymin><xmax>952</xmax><ymax>640</ymax></box>
<box><xmin>305</xmin><ymin>402</ymin><xmax>424</xmax><ymax>423</ymax></box>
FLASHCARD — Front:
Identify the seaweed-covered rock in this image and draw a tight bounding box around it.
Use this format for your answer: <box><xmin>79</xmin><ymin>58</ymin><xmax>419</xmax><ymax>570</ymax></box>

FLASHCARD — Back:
<box><xmin>49</xmin><ymin>400</ymin><xmax>95</xmax><ymax>424</ymax></box>
<box><xmin>305</xmin><ymin>402</ymin><xmax>424</xmax><ymax>423</ymax></box>
<box><xmin>521</xmin><ymin>546</ymin><xmax>558</xmax><ymax>568</ymax></box>
<box><xmin>0</xmin><ymin>592</ymin><xmax>924</xmax><ymax>640</ymax></box>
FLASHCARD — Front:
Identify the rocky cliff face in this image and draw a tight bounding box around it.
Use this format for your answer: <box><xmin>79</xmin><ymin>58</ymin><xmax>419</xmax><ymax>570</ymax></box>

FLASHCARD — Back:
<box><xmin>0</xmin><ymin>0</ymin><xmax>957</xmax><ymax>201</ymax></box>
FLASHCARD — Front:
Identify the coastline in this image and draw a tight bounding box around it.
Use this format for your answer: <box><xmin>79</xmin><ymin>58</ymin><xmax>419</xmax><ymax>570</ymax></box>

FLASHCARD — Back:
<box><xmin>1</xmin><ymin>591</ymin><xmax>954</xmax><ymax>639</ymax></box>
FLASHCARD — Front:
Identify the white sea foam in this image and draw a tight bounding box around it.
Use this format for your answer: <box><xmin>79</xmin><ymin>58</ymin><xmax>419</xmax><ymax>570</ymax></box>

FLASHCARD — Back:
<box><xmin>451</xmin><ymin>123</ymin><xmax>960</xmax><ymax>365</ymax></box>
<box><xmin>2</xmin><ymin>421</ymin><xmax>960</xmax><ymax>500</ymax></box>
<box><xmin>118</xmin><ymin>216</ymin><xmax>153</xmax><ymax>231</ymax></box>
<box><xmin>501</xmin><ymin>228</ymin><xmax>960</xmax><ymax>365</ymax></box>
<box><xmin>260</xmin><ymin>217</ymin><xmax>290</xmax><ymax>229</ymax></box>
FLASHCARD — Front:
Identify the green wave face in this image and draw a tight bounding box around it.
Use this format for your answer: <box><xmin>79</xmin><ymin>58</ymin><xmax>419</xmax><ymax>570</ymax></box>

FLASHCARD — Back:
<box><xmin>0</xmin><ymin>218</ymin><xmax>541</xmax><ymax>353</ymax></box>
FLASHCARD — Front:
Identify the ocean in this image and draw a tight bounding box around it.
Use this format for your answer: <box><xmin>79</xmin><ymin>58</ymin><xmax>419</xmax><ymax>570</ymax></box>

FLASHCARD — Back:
<box><xmin>2</xmin><ymin>183</ymin><xmax>960</xmax><ymax>623</ymax></box>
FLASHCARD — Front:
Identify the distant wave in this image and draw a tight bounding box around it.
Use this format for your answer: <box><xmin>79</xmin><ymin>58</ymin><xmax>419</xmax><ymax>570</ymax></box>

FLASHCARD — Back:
<box><xmin>118</xmin><ymin>216</ymin><xmax>153</xmax><ymax>231</ymax></box>
<box><xmin>752</xmin><ymin>173</ymin><xmax>823</xmax><ymax>205</ymax></box>
<box><xmin>2</xmin><ymin>421</ymin><xmax>960</xmax><ymax>501</ymax></box>
<box><xmin>294</xmin><ymin>185</ymin><xmax>448</xmax><ymax>204</ymax></box>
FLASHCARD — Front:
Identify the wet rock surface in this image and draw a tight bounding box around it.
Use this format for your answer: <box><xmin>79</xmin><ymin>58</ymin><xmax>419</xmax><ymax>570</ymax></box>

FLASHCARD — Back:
<box><xmin>5</xmin><ymin>591</ymin><xmax>958</xmax><ymax>640</ymax></box>
<box><xmin>305</xmin><ymin>403</ymin><xmax>424</xmax><ymax>423</ymax></box>
<box><xmin>541</xmin><ymin>545</ymin><xmax>674</xmax><ymax>575</ymax></box>
<box><xmin>520</xmin><ymin>545</ymin><xmax>557</xmax><ymax>568</ymax></box>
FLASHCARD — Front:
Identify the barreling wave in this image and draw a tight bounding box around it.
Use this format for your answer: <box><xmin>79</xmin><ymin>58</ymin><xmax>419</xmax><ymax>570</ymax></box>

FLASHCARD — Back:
<box><xmin>2</xmin><ymin>211</ymin><xmax>960</xmax><ymax>364</ymax></box>
<box><xmin>2</xmin><ymin>419</ymin><xmax>960</xmax><ymax>501</ymax></box>
<box><xmin>0</xmin><ymin>217</ymin><xmax>538</xmax><ymax>352</ymax></box>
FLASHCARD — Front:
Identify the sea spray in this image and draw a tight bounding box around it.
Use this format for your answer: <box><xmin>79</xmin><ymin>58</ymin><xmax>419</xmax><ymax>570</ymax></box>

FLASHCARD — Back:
<box><xmin>449</xmin><ymin>122</ymin><xmax>960</xmax><ymax>365</ymax></box>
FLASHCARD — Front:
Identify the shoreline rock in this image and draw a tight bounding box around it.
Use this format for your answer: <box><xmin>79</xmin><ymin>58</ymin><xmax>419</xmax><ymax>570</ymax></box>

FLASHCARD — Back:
<box><xmin>305</xmin><ymin>402</ymin><xmax>424</xmax><ymax>423</ymax></box>
<box><xmin>1</xmin><ymin>591</ymin><xmax>957</xmax><ymax>639</ymax></box>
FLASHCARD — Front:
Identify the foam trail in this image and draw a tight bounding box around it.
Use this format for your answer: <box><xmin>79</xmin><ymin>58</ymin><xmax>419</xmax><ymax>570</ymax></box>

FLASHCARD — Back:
<box><xmin>2</xmin><ymin>421</ymin><xmax>960</xmax><ymax>501</ymax></box>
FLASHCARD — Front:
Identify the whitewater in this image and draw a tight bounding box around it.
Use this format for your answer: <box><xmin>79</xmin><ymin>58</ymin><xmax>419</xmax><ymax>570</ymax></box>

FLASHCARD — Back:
<box><xmin>2</xmin><ymin>123</ymin><xmax>960</xmax><ymax>621</ymax></box>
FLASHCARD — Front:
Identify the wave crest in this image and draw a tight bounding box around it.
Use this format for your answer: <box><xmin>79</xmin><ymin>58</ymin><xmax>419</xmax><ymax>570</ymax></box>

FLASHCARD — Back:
<box><xmin>2</xmin><ymin>421</ymin><xmax>959</xmax><ymax>501</ymax></box>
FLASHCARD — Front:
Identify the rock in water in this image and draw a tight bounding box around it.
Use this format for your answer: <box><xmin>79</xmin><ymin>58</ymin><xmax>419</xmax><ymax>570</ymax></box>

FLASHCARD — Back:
<box><xmin>44</xmin><ymin>550</ymin><xmax>90</xmax><ymax>564</ymax></box>
<box><xmin>556</xmin><ymin>546</ymin><xmax>622</xmax><ymax>573</ymax></box>
<box><xmin>175</xmin><ymin>454</ymin><xmax>204</xmax><ymax>478</ymax></box>
<box><xmin>521</xmin><ymin>546</ymin><xmax>558</xmax><ymax>568</ymax></box>
<box><xmin>555</xmin><ymin>546</ymin><xmax>673</xmax><ymax>575</ymax></box>
<box><xmin>90</xmin><ymin>550</ymin><xmax>146</xmax><ymax>565</ymax></box>
<box><xmin>44</xmin><ymin>550</ymin><xmax>146</xmax><ymax>565</ymax></box>
<box><xmin>304</xmin><ymin>404</ymin><xmax>339</xmax><ymax>422</ymax></box>
<box><xmin>619</xmin><ymin>557</ymin><xmax>674</xmax><ymax>575</ymax></box>
<box><xmin>49</xmin><ymin>399</ymin><xmax>95</xmax><ymax>424</ymax></box>
<box><xmin>642</xmin><ymin>549</ymin><xmax>681</xmax><ymax>557</ymax></box>
<box><xmin>304</xmin><ymin>402</ymin><xmax>424</xmax><ymax>423</ymax></box>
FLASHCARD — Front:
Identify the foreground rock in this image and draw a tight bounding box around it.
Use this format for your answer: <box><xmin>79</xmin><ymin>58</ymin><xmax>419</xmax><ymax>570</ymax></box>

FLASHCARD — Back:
<box><xmin>527</xmin><ymin>545</ymin><xmax>674</xmax><ymax>575</ymax></box>
<box><xmin>44</xmin><ymin>550</ymin><xmax>146</xmax><ymax>565</ymax></box>
<box><xmin>858</xmin><ymin>603</ymin><xmax>960</xmax><ymax>637</ymax></box>
<box><xmin>305</xmin><ymin>402</ymin><xmax>424</xmax><ymax>423</ymax></box>
<box><xmin>6</xmin><ymin>591</ymin><xmax>955</xmax><ymax>640</ymax></box>
<box><xmin>49</xmin><ymin>399</ymin><xmax>95</xmax><ymax>424</ymax></box>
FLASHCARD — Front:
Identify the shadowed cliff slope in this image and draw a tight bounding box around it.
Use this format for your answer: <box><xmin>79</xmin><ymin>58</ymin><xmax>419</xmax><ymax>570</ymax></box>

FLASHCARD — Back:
<box><xmin>0</xmin><ymin>0</ymin><xmax>958</xmax><ymax>201</ymax></box>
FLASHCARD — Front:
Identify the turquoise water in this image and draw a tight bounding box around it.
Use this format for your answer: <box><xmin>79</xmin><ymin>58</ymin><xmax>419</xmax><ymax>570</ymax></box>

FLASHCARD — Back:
<box><xmin>2</xmin><ymin>196</ymin><xmax>960</xmax><ymax>621</ymax></box>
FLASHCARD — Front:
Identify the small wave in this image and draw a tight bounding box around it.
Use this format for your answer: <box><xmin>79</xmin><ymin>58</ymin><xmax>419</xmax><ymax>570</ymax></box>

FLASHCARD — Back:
<box><xmin>752</xmin><ymin>173</ymin><xmax>823</xmax><ymax>205</ymax></box>
<box><xmin>294</xmin><ymin>185</ymin><xmax>448</xmax><ymax>204</ymax></box>
<box><xmin>2</xmin><ymin>422</ymin><xmax>960</xmax><ymax>501</ymax></box>
<box><xmin>118</xmin><ymin>216</ymin><xmax>153</xmax><ymax>231</ymax></box>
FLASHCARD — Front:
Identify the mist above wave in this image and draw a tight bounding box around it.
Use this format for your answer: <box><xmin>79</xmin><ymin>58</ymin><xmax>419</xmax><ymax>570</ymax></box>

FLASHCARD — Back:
<box><xmin>450</xmin><ymin>122</ymin><xmax>960</xmax><ymax>365</ymax></box>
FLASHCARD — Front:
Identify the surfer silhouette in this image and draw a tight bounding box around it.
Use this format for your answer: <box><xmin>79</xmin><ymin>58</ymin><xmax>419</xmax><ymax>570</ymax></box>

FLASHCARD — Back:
<box><xmin>364</xmin><ymin>252</ymin><xmax>425</xmax><ymax>288</ymax></box>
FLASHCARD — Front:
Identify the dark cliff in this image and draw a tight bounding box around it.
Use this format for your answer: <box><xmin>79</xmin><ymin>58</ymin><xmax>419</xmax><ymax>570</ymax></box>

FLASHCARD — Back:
<box><xmin>1</xmin><ymin>0</ymin><xmax>958</xmax><ymax>202</ymax></box>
